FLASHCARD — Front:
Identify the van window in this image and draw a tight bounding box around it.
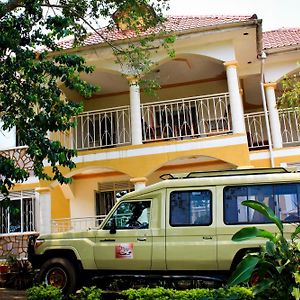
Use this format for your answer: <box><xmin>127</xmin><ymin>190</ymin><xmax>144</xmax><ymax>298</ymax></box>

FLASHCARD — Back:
<box><xmin>170</xmin><ymin>190</ymin><xmax>212</xmax><ymax>226</ymax></box>
<box><xmin>224</xmin><ymin>183</ymin><xmax>300</xmax><ymax>224</ymax></box>
<box><xmin>104</xmin><ymin>201</ymin><xmax>151</xmax><ymax>230</ymax></box>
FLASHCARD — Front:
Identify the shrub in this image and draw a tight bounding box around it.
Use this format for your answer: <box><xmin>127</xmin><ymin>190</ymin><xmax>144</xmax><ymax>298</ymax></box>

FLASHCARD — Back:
<box><xmin>26</xmin><ymin>285</ymin><xmax>63</xmax><ymax>300</ymax></box>
<box><xmin>228</xmin><ymin>200</ymin><xmax>300</xmax><ymax>299</ymax></box>
<box><xmin>122</xmin><ymin>286</ymin><xmax>254</xmax><ymax>300</ymax></box>
<box><xmin>70</xmin><ymin>286</ymin><xmax>102</xmax><ymax>300</ymax></box>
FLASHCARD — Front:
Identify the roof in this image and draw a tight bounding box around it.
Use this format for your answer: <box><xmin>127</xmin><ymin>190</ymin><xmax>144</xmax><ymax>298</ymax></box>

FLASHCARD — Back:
<box><xmin>59</xmin><ymin>15</ymin><xmax>256</xmax><ymax>50</ymax></box>
<box><xmin>58</xmin><ymin>15</ymin><xmax>300</xmax><ymax>52</ymax></box>
<box><xmin>263</xmin><ymin>28</ymin><xmax>300</xmax><ymax>49</ymax></box>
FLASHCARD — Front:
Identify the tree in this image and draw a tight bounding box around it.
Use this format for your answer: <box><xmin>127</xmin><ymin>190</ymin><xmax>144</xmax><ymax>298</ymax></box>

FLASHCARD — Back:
<box><xmin>0</xmin><ymin>0</ymin><xmax>171</xmax><ymax>204</ymax></box>
<box><xmin>278</xmin><ymin>73</ymin><xmax>300</xmax><ymax>109</ymax></box>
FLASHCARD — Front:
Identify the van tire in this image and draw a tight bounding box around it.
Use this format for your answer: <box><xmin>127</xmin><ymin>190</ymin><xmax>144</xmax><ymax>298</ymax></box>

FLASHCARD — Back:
<box><xmin>38</xmin><ymin>257</ymin><xmax>77</xmax><ymax>295</ymax></box>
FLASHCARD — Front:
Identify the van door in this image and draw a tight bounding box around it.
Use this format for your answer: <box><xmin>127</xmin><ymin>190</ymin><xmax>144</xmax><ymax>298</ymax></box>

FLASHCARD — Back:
<box><xmin>94</xmin><ymin>200</ymin><xmax>152</xmax><ymax>270</ymax></box>
<box><xmin>165</xmin><ymin>188</ymin><xmax>217</xmax><ymax>270</ymax></box>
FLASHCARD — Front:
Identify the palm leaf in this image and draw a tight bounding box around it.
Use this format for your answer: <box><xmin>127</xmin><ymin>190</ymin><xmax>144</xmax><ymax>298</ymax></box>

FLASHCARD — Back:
<box><xmin>291</xmin><ymin>225</ymin><xmax>300</xmax><ymax>240</ymax></box>
<box><xmin>242</xmin><ymin>200</ymin><xmax>283</xmax><ymax>234</ymax></box>
<box><xmin>232</xmin><ymin>227</ymin><xmax>276</xmax><ymax>243</ymax></box>
<box><xmin>227</xmin><ymin>255</ymin><xmax>260</xmax><ymax>286</ymax></box>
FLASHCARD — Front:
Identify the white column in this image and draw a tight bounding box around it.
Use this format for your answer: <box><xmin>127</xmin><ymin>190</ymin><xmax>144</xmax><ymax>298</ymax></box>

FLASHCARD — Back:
<box><xmin>130</xmin><ymin>177</ymin><xmax>147</xmax><ymax>191</ymax></box>
<box><xmin>264</xmin><ymin>82</ymin><xmax>283</xmax><ymax>149</ymax></box>
<box><xmin>127</xmin><ymin>76</ymin><xmax>143</xmax><ymax>145</ymax></box>
<box><xmin>224</xmin><ymin>61</ymin><xmax>246</xmax><ymax>134</ymax></box>
<box><xmin>35</xmin><ymin>187</ymin><xmax>52</xmax><ymax>234</ymax></box>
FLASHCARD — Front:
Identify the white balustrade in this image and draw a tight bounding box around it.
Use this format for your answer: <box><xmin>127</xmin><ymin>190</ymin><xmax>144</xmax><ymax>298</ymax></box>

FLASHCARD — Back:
<box><xmin>279</xmin><ymin>108</ymin><xmax>300</xmax><ymax>145</ymax></box>
<box><xmin>74</xmin><ymin>106</ymin><xmax>131</xmax><ymax>150</ymax></box>
<box><xmin>244</xmin><ymin>111</ymin><xmax>269</xmax><ymax>149</ymax></box>
<box><xmin>51</xmin><ymin>215</ymin><xmax>106</xmax><ymax>233</ymax></box>
<box><xmin>244</xmin><ymin>108</ymin><xmax>300</xmax><ymax>149</ymax></box>
<box><xmin>141</xmin><ymin>93</ymin><xmax>231</xmax><ymax>141</ymax></box>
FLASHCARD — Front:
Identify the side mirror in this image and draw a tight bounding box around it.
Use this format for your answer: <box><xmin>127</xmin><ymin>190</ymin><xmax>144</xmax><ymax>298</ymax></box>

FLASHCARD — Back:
<box><xmin>110</xmin><ymin>217</ymin><xmax>117</xmax><ymax>234</ymax></box>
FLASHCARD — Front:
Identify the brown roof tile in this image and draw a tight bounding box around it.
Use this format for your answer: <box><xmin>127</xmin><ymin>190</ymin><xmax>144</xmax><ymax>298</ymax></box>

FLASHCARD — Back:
<box><xmin>263</xmin><ymin>28</ymin><xmax>300</xmax><ymax>49</ymax></box>
<box><xmin>59</xmin><ymin>15</ymin><xmax>254</xmax><ymax>49</ymax></box>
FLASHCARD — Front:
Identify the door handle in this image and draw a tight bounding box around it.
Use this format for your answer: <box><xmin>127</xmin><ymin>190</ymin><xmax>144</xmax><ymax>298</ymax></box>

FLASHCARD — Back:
<box><xmin>137</xmin><ymin>237</ymin><xmax>147</xmax><ymax>241</ymax></box>
<box><xmin>99</xmin><ymin>239</ymin><xmax>115</xmax><ymax>242</ymax></box>
<box><xmin>203</xmin><ymin>236</ymin><xmax>213</xmax><ymax>240</ymax></box>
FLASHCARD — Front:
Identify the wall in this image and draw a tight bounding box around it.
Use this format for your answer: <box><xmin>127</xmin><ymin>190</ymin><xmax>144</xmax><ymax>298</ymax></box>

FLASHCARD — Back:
<box><xmin>0</xmin><ymin>121</ymin><xmax>16</xmax><ymax>149</ymax></box>
<box><xmin>0</xmin><ymin>233</ymin><xmax>38</xmax><ymax>259</ymax></box>
<box><xmin>51</xmin><ymin>186</ymin><xmax>71</xmax><ymax>219</ymax></box>
<box><xmin>82</xmin><ymin>80</ymin><xmax>228</xmax><ymax>112</ymax></box>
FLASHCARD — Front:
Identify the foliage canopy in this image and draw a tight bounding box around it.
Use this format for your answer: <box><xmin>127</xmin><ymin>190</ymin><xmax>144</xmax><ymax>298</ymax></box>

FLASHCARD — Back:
<box><xmin>0</xmin><ymin>0</ymin><xmax>170</xmax><ymax>202</ymax></box>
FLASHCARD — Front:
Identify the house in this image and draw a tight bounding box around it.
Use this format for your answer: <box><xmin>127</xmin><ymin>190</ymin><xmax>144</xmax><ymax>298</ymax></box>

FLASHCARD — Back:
<box><xmin>1</xmin><ymin>14</ymin><xmax>300</xmax><ymax>257</ymax></box>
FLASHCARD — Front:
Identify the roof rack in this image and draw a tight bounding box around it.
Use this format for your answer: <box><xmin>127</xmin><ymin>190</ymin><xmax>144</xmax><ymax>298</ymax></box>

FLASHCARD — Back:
<box><xmin>160</xmin><ymin>167</ymin><xmax>296</xmax><ymax>180</ymax></box>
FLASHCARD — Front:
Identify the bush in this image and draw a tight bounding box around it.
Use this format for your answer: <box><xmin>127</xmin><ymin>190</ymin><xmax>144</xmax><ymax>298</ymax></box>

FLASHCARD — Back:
<box><xmin>70</xmin><ymin>286</ymin><xmax>102</xmax><ymax>300</ymax></box>
<box><xmin>26</xmin><ymin>285</ymin><xmax>63</xmax><ymax>300</ymax></box>
<box><xmin>228</xmin><ymin>200</ymin><xmax>300</xmax><ymax>299</ymax></box>
<box><xmin>122</xmin><ymin>286</ymin><xmax>254</xmax><ymax>300</ymax></box>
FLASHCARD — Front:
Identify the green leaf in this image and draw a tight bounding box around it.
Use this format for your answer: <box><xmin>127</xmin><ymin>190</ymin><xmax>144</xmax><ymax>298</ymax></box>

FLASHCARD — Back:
<box><xmin>232</xmin><ymin>227</ymin><xmax>276</xmax><ymax>243</ymax></box>
<box><xmin>227</xmin><ymin>255</ymin><xmax>260</xmax><ymax>286</ymax></box>
<box><xmin>292</xmin><ymin>225</ymin><xmax>300</xmax><ymax>240</ymax></box>
<box><xmin>242</xmin><ymin>200</ymin><xmax>283</xmax><ymax>234</ymax></box>
<box><xmin>265</xmin><ymin>240</ymin><xmax>275</xmax><ymax>256</ymax></box>
<box><xmin>253</xmin><ymin>278</ymin><xmax>274</xmax><ymax>295</ymax></box>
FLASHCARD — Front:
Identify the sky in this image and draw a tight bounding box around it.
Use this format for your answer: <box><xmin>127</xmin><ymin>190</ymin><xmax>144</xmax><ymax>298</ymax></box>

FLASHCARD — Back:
<box><xmin>167</xmin><ymin>0</ymin><xmax>300</xmax><ymax>31</ymax></box>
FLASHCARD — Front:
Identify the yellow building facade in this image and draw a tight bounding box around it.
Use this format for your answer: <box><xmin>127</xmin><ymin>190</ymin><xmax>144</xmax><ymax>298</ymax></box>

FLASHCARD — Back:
<box><xmin>1</xmin><ymin>15</ymin><xmax>300</xmax><ymax>254</ymax></box>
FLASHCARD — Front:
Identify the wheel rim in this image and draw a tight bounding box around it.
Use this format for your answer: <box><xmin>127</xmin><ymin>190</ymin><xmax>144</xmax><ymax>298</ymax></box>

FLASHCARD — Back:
<box><xmin>45</xmin><ymin>266</ymin><xmax>68</xmax><ymax>289</ymax></box>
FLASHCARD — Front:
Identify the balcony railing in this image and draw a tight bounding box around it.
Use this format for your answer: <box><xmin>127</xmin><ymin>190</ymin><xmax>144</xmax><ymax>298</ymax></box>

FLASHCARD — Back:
<box><xmin>141</xmin><ymin>93</ymin><xmax>231</xmax><ymax>141</ymax></box>
<box><xmin>74</xmin><ymin>106</ymin><xmax>131</xmax><ymax>150</ymax></box>
<box><xmin>244</xmin><ymin>108</ymin><xmax>300</xmax><ymax>150</ymax></box>
<box><xmin>51</xmin><ymin>215</ymin><xmax>106</xmax><ymax>233</ymax></box>
<box><xmin>48</xmin><ymin>94</ymin><xmax>300</xmax><ymax>152</ymax></box>
<box><xmin>50</xmin><ymin>92</ymin><xmax>232</xmax><ymax>150</ymax></box>
<box><xmin>244</xmin><ymin>111</ymin><xmax>269</xmax><ymax>149</ymax></box>
<box><xmin>280</xmin><ymin>108</ymin><xmax>300</xmax><ymax>145</ymax></box>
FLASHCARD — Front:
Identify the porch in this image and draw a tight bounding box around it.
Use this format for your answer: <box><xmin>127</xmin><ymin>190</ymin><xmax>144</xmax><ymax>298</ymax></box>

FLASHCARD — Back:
<box><xmin>50</xmin><ymin>92</ymin><xmax>300</xmax><ymax>151</ymax></box>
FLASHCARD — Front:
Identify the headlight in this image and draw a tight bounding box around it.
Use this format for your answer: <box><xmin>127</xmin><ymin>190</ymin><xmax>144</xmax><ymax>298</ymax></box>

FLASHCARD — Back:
<box><xmin>34</xmin><ymin>239</ymin><xmax>45</xmax><ymax>248</ymax></box>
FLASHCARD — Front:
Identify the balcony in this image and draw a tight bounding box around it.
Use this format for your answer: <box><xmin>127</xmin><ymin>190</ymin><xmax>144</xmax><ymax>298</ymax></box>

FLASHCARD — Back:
<box><xmin>244</xmin><ymin>108</ymin><xmax>300</xmax><ymax>150</ymax></box>
<box><xmin>51</xmin><ymin>92</ymin><xmax>232</xmax><ymax>150</ymax></box>
<box><xmin>3</xmin><ymin>95</ymin><xmax>300</xmax><ymax>160</ymax></box>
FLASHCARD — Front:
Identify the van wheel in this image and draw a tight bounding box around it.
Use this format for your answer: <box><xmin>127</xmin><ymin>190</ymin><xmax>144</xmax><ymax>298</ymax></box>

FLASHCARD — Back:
<box><xmin>38</xmin><ymin>258</ymin><xmax>77</xmax><ymax>295</ymax></box>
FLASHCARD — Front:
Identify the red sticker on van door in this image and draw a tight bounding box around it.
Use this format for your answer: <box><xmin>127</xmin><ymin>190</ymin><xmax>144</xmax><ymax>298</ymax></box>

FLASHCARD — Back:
<box><xmin>115</xmin><ymin>243</ymin><xmax>134</xmax><ymax>259</ymax></box>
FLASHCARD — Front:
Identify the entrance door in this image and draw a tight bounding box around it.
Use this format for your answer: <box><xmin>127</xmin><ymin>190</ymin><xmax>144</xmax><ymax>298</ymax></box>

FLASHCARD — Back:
<box><xmin>94</xmin><ymin>200</ymin><xmax>152</xmax><ymax>270</ymax></box>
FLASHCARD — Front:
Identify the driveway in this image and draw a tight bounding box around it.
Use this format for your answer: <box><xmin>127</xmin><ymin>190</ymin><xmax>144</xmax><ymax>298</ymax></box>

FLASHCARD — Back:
<box><xmin>0</xmin><ymin>288</ymin><xmax>26</xmax><ymax>299</ymax></box>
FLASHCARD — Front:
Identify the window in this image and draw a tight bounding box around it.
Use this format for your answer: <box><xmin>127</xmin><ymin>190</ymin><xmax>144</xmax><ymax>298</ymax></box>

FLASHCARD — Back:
<box><xmin>96</xmin><ymin>181</ymin><xmax>134</xmax><ymax>216</ymax></box>
<box><xmin>104</xmin><ymin>201</ymin><xmax>151</xmax><ymax>230</ymax></box>
<box><xmin>170</xmin><ymin>190</ymin><xmax>212</xmax><ymax>226</ymax></box>
<box><xmin>224</xmin><ymin>183</ymin><xmax>300</xmax><ymax>224</ymax></box>
<box><xmin>0</xmin><ymin>190</ymin><xmax>35</xmax><ymax>234</ymax></box>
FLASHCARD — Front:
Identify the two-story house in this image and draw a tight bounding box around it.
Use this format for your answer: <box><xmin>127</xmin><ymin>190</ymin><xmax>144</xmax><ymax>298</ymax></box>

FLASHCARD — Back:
<box><xmin>1</xmin><ymin>14</ymin><xmax>300</xmax><ymax>257</ymax></box>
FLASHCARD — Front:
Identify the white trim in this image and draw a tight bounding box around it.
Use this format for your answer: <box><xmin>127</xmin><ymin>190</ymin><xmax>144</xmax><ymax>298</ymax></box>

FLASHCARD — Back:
<box><xmin>70</xmin><ymin>135</ymin><xmax>248</xmax><ymax>164</ymax></box>
<box><xmin>250</xmin><ymin>147</ymin><xmax>300</xmax><ymax>161</ymax></box>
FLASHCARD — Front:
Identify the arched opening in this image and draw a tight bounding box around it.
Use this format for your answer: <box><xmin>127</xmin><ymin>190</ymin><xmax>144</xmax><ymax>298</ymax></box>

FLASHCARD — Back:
<box><xmin>146</xmin><ymin>154</ymin><xmax>237</xmax><ymax>185</ymax></box>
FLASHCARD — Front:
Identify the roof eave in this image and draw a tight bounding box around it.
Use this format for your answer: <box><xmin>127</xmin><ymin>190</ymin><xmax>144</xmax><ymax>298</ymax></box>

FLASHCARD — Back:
<box><xmin>50</xmin><ymin>18</ymin><xmax>262</xmax><ymax>57</ymax></box>
<box><xmin>264</xmin><ymin>44</ymin><xmax>300</xmax><ymax>55</ymax></box>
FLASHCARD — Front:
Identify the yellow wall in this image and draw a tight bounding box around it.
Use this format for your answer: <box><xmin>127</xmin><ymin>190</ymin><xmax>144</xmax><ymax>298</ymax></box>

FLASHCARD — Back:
<box><xmin>82</xmin><ymin>79</ymin><xmax>228</xmax><ymax>111</ymax></box>
<box><xmin>51</xmin><ymin>185</ymin><xmax>71</xmax><ymax>219</ymax></box>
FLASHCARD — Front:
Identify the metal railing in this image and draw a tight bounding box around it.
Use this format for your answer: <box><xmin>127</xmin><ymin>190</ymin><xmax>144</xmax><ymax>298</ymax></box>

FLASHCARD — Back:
<box><xmin>141</xmin><ymin>92</ymin><xmax>231</xmax><ymax>141</ymax></box>
<box><xmin>279</xmin><ymin>108</ymin><xmax>300</xmax><ymax>145</ymax></box>
<box><xmin>50</xmin><ymin>92</ymin><xmax>232</xmax><ymax>150</ymax></box>
<box><xmin>51</xmin><ymin>215</ymin><xmax>106</xmax><ymax>233</ymax></box>
<box><xmin>244</xmin><ymin>111</ymin><xmax>269</xmax><ymax>149</ymax></box>
<box><xmin>244</xmin><ymin>108</ymin><xmax>300</xmax><ymax>150</ymax></box>
<box><xmin>74</xmin><ymin>106</ymin><xmax>131</xmax><ymax>150</ymax></box>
